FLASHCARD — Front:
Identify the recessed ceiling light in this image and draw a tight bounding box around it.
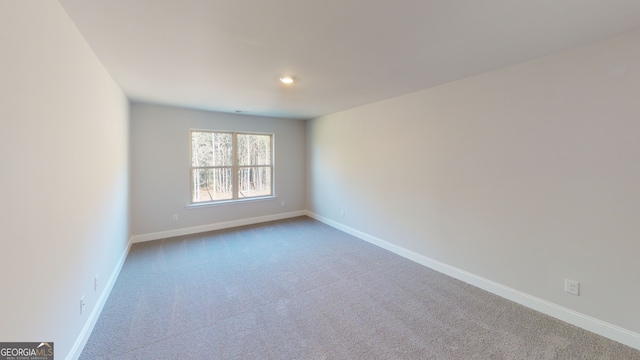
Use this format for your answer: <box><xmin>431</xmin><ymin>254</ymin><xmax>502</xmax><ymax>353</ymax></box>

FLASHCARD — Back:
<box><xmin>279</xmin><ymin>76</ymin><xmax>295</xmax><ymax>84</ymax></box>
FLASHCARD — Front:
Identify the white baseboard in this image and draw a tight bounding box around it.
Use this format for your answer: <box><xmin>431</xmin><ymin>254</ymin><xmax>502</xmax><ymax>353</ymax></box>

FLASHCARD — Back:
<box><xmin>130</xmin><ymin>211</ymin><xmax>307</xmax><ymax>243</ymax></box>
<box><xmin>65</xmin><ymin>210</ymin><xmax>305</xmax><ymax>359</ymax></box>
<box><xmin>305</xmin><ymin>210</ymin><xmax>640</xmax><ymax>351</ymax></box>
<box><xmin>65</xmin><ymin>238</ymin><xmax>133</xmax><ymax>360</ymax></box>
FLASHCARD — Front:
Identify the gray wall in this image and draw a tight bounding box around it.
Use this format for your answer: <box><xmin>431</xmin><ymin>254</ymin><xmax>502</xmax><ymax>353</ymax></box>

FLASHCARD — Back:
<box><xmin>307</xmin><ymin>30</ymin><xmax>640</xmax><ymax>336</ymax></box>
<box><xmin>0</xmin><ymin>2</ymin><xmax>130</xmax><ymax>358</ymax></box>
<box><xmin>130</xmin><ymin>103</ymin><xmax>306</xmax><ymax>236</ymax></box>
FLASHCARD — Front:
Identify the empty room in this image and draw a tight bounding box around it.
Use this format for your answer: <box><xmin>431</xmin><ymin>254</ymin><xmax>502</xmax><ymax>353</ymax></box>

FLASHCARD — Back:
<box><xmin>1</xmin><ymin>1</ymin><xmax>639</xmax><ymax>359</ymax></box>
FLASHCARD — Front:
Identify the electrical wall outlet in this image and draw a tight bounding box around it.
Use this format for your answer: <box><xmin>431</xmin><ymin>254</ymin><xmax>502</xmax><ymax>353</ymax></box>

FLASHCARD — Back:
<box><xmin>565</xmin><ymin>279</ymin><xmax>579</xmax><ymax>295</ymax></box>
<box><xmin>172</xmin><ymin>214</ymin><xmax>178</xmax><ymax>221</ymax></box>
<box><xmin>80</xmin><ymin>295</ymin><xmax>86</xmax><ymax>315</ymax></box>
<box><xmin>341</xmin><ymin>209</ymin><xmax>345</xmax><ymax>218</ymax></box>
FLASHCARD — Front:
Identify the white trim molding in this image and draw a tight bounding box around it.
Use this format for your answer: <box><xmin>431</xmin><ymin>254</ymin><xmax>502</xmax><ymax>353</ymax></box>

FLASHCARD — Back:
<box><xmin>130</xmin><ymin>210</ymin><xmax>307</xmax><ymax>243</ymax></box>
<box><xmin>305</xmin><ymin>210</ymin><xmax>640</xmax><ymax>351</ymax></box>
<box><xmin>66</xmin><ymin>238</ymin><xmax>133</xmax><ymax>360</ymax></box>
<box><xmin>66</xmin><ymin>210</ymin><xmax>305</xmax><ymax>359</ymax></box>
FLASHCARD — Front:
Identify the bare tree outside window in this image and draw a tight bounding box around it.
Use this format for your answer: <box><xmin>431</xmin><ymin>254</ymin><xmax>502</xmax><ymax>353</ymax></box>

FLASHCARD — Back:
<box><xmin>237</xmin><ymin>134</ymin><xmax>272</xmax><ymax>198</ymax></box>
<box><xmin>191</xmin><ymin>131</ymin><xmax>273</xmax><ymax>203</ymax></box>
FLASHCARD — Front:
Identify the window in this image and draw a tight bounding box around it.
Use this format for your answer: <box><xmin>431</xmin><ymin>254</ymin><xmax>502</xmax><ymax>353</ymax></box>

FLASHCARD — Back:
<box><xmin>190</xmin><ymin>131</ymin><xmax>273</xmax><ymax>204</ymax></box>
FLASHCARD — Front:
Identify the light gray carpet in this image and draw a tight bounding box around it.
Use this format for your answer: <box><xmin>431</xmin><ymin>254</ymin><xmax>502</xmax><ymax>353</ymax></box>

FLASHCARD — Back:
<box><xmin>80</xmin><ymin>216</ymin><xmax>640</xmax><ymax>359</ymax></box>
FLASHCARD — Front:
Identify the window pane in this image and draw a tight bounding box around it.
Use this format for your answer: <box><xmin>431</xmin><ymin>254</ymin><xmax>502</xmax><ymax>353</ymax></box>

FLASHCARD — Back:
<box><xmin>238</xmin><ymin>167</ymin><xmax>272</xmax><ymax>198</ymax></box>
<box><xmin>192</xmin><ymin>168</ymin><xmax>232</xmax><ymax>202</ymax></box>
<box><xmin>237</xmin><ymin>134</ymin><xmax>272</xmax><ymax>166</ymax></box>
<box><xmin>191</xmin><ymin>132</ymin><xmax>232</xmax><ymax>167</ymax></box>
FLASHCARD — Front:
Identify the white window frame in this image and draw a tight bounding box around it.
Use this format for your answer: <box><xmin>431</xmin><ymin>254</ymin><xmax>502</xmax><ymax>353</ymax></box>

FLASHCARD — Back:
<box><xmin>189</xmin><ymin>130</ymin><xmax>274</xmax><ymax>205</ymax></box>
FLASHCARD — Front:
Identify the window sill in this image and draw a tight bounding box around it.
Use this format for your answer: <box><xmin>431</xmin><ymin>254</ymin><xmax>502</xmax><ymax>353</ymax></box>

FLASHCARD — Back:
<box><xmin>185</xmin><ymin>195</ymin><xmax>278</xmax><ymax>209</ymax></box>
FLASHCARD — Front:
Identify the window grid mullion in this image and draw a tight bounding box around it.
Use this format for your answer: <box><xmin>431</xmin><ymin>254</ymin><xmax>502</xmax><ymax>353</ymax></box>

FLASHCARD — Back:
<box><xmin>192</xmin><ymin>166</ymin><xmax>232</xmax><ymax>170</ymax></box>
<box><xmin>232</xmin><ymin>133</ymin><xmax>238</xmax><ymax>200</ymax></box>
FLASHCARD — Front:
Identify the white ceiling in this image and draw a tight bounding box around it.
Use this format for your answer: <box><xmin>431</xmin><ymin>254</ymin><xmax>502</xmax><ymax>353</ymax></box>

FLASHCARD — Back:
<box><xmin>59</xmin><ymin>0</ymin><xmax>640</xmax><ymax>120</ymax></box>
